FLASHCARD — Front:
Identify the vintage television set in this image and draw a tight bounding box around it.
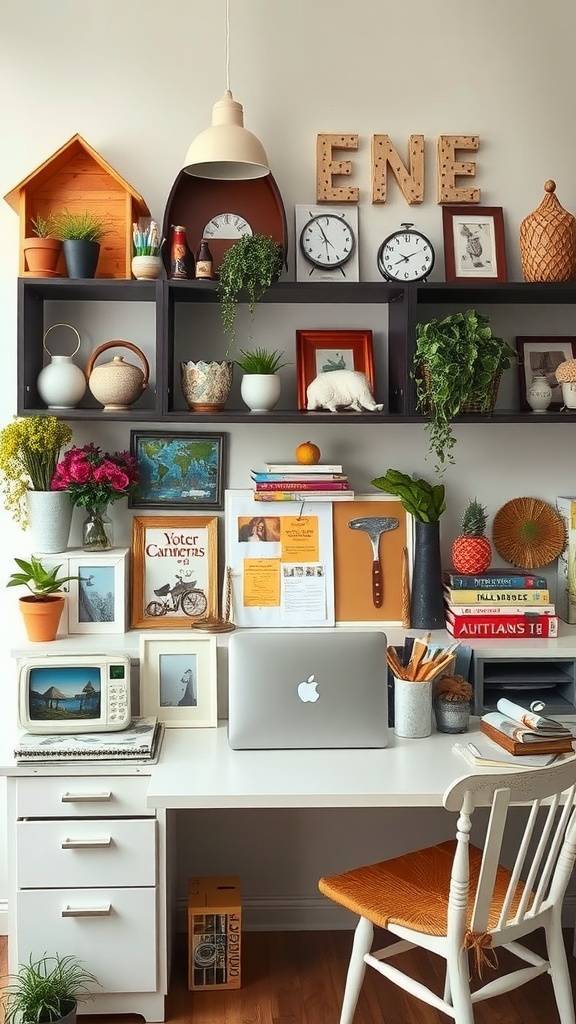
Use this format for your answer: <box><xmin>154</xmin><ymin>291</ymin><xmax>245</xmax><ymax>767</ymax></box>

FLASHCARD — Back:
<box><xmin>18</xmin><ymin>654</ymin><xmax>131</xmax><ymax>733</ymax></box>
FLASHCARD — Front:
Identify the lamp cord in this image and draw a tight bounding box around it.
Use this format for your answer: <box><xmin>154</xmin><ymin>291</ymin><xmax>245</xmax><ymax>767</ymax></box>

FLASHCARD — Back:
<box><xmin>225</xmin><ymin>0</ymin><xmax>231</xmax><ymax>92</ymax></box>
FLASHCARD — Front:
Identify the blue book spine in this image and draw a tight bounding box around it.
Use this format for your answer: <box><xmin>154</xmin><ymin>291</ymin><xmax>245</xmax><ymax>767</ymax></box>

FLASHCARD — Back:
<box><xmin>443</xmin><ymin>572</ymin><xmax>548</xmax><ymax>589</ymax></box>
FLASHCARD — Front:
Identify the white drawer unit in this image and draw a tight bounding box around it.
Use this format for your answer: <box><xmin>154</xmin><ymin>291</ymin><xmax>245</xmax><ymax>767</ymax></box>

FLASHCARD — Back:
<box><xmin>7</xmin><ymin>772</ymin><xmax>168</xmax><ymax>1022</ymax></box>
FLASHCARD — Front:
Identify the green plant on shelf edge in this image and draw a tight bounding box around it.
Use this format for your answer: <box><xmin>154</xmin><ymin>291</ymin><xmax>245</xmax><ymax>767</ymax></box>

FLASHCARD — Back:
<box><xmin>235</xmin><ymin>347</ymin><xmax>290</xmax><ymax>374</ymax></box>
<box><xmin>218</xmin><ymin>233</ymin><xmax>285</xmax><ymax>354</ymax></box>
<box><xmin>1</xmin><ymin>952</ymin><xmax>98</xmax><ymax>1024</ymax></box>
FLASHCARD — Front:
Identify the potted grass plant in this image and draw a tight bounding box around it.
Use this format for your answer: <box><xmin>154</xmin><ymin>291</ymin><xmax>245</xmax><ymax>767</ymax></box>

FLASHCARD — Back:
<box><xmin>7</xmin><ymin>554</ymin><xmax>80</xmax><ymax>642</ymax></box>
<box><xmin>23</xmin><ymin>214</ymin><xmax>63</xmax><ymax>277</ymax></box>
<box><xmin>236</xmin><ymin>347</ymin><xmax>290</xmax><ymax>412</ymax></box>
<box><xmin>53</xmin><ymin>209</ymin><xmax>108</xmax><ymax>279</ymax></box>
<box><xmin>412</xmin><ymin>309</ymin><xmax>516</xmax><ymax>474</ymax></box>
<box><xmin>1</xmin><ymin>952</ymin><xmax>98</xmax><ymax>1024</ymax></box>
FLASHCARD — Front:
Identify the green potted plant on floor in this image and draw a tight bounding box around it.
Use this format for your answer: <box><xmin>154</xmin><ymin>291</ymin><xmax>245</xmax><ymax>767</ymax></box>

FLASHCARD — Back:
<box><xmin>7</xmin><ymin>554</ymin><xmax>80</xmax><ymax>642</ymax></box>
<box><xmin>1</xmin><ymin>952</ymin><xmax>98</xmax><ymax>1024</ymax></box>
<box><xmin>53</xmin><ymin>209</ymin><xmax>109</xmax><ymax>278</ymax></box>
<box><xmin>412</xmin><ymin>309</ymin><xmax>516</xmax><ymax>474</ymax></box>
<box><xmin>23</xmin><ymin>213</ymin><xmax>63</xmax><ymax>276</ymax></box>
<box><xmin>236</xmin><ymin>347</ymin><xmax>290</xmax><ymax>412</ymax></box>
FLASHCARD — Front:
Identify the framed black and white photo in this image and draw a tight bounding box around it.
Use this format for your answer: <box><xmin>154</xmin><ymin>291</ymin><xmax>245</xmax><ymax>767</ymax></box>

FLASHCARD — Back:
<box><xmin>139</xmin><ymin>633</ymin><xmax>218</xmax><ymax>727</ymax></box>
<box><xmin>67</xmin><ymin>549</ymin><xmax>129</xmax><ymax>634</ymax></box>
<box><xmin>129</xmin><ymin>431</ymin><xmax>227</xmax><ymax>510</ymax></box>
<box><xmin>442</xmin><ymin>206</ymin><xmax>507</xmax><ymax>282</ymax></box>
<box><xmin>516</xmin><ymin>336</ymin><xmax>576</xmax><ymax>410</ymax></box>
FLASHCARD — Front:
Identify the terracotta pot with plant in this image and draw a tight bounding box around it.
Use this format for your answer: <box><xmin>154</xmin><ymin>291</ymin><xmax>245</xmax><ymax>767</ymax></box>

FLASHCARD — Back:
<box><xmin>7</xmin><ymin>554</ymin><xmax>80</xmax><ymax>642</ymax></box>
<box><xmin>53</xmin><ymin>209</ymin><xmax>108</xmax><ymax>279</ymax></box>
<box><xmin>1</xmin><ymin>952</ymin><xmax>98</xmax><ymax>1024</ymax></box>
<box><xmin>23</xmin><ymin>214</ymin><xmax>63</xmax><ymax>277</ymax></box>
<box><xmin>0</xmin><ymin>414</ymin><xmax>73</xmax><ymax>551</ymax></box>
<box><xmin>412</xmin><ymin>309</ymin><xmax>516</xmax><ymax>474</ymax></box>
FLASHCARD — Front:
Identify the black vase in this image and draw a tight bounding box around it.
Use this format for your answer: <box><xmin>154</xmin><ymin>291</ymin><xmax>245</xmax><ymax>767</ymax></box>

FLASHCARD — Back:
<box><xmin>410</xmin><ymin>519</ymin><xmax>445</xmax><ymax>629</ymax></box>
<box><xmin>63</xmin><ymin>239</ymin><xmax>100</xmax><ymax>279</ymax></box>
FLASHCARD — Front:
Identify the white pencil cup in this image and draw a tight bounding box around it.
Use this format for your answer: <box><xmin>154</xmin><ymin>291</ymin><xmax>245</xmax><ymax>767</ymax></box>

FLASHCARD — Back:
<box><xmin>394</xmin><ymin>678</ymin><xmax>433</xmax><ymax>738</ymax></box>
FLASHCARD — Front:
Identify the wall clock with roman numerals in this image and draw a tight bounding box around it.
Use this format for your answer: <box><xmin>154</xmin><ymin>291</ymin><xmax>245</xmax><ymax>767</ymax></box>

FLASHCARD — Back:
<box><xmin>295</xmin><ymin>204</ymin><xmax>359</xmax><ymax>282</ymax></box>
<box><xmin>161</xmin><ymin>172</ymin><xmax>287</xmax><ymax>274</ymax></box>
<box><xmin>377</xmin><ymin>222</ymin><xmax>435</xmax><ymax>282</ymax></box>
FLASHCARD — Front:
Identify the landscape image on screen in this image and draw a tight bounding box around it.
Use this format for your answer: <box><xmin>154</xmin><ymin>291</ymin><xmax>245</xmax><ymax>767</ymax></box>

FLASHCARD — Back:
<box><xmin>28</xmin><ymin>666</ymin><xmax>102</xmax><ymax>721</ymax></box>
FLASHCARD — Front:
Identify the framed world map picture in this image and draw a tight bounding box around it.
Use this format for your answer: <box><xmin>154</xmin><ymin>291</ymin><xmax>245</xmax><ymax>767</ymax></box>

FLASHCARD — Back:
<box><xmin>129</xmin><ymin>431</ymin><xmax>227</xmax><ymax>510</ymax></box>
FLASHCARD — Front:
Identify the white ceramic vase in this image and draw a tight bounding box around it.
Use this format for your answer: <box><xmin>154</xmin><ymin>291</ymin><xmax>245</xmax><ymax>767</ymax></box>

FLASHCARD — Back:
<box><xmin>393</xmin><ymin>677</ymin><xmax>433</xmax><ymax>738</ymax></box>
<box><xmin>240</xmin><ymin>373</ymin><xmax>281</xmax><ymax>412</ymax></box>
<box><xmin>26</xmin><ymin>489</ymin><xmax>73</xmax><ymax>553</ymax></box>
<box><xmin>561</xmin><ymin>381</ymin><xmax>576</xmax><ymax>409</ymax></box>
<box><xmin>526</xmin><ymin>374</ymin><xmax>552</xmax><ymax>413</ymax></box>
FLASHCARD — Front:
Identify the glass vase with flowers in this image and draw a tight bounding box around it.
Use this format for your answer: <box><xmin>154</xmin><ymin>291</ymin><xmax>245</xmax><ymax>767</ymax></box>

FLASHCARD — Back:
<box><xmin>51</xmin><ymin>444</ymin><xmax>139</xmax><ymax>551</ymax></box>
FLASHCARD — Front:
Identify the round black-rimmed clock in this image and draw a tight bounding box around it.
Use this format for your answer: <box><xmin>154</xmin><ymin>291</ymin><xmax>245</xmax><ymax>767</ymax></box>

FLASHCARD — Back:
<box><xmin>299</xmin><ymin>212</ymin><xmax>356</xmax><ymax>269</ymax></box>
<box><xmin>377</xmin><ymin>222</ymin><xmax>435</xmax><ymax>282</ymax></box>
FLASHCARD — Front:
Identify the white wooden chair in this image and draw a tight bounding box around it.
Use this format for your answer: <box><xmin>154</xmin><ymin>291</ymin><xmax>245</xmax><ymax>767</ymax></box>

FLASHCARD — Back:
<box><xmin>319</xmin><ymin>758</ymin><xmax>576</xmax><ymax>1024</ymax></box>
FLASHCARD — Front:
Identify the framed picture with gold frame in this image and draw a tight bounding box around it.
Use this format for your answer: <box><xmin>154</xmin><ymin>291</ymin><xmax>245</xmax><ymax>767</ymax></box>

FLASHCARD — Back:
<box><xmin>131</xmin><ymin>515</ymin><xmax>218</xmax><ymax>629</ymax></box>
<box><xmin>295</xmin><ymin>329</ymin><xmax>375</xmax><ymax>410</ymax></box>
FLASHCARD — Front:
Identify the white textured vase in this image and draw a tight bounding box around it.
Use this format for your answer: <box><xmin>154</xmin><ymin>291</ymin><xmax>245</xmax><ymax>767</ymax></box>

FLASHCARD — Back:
<box><xmin>561</xmin><ymin>381</ymin><xmax>576</xmax><ymax>409</ymax></box>
<box><xmin>26</xmin><ymin>489</ymin><xmax>73</xmax><ymax>553</ymax></box>
<box><xmin>526</xmin><ymin>374</ymin><xmax>552</xmax><ymax>413</ymax></box>
<box><xmin>240</xmin><ymin>373</ymin><xmax>281</xmax><ymax>412</ymax></box>
<box><xmin>394</xmin><ymin>677</ymin><xmax>433</xmax><ymax>738</ymax></box>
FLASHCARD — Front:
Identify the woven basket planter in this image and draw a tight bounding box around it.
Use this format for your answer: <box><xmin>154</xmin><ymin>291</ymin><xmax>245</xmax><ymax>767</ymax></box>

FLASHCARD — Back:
<box><xmin>420</xmin><ymin>364</ymin><xmax>502</xmax><ymax>415</ymax></box>
<box><xmin>520</xmin><ymin>180</ymin><xmax>576</xmax><ymax>283</ymax></box>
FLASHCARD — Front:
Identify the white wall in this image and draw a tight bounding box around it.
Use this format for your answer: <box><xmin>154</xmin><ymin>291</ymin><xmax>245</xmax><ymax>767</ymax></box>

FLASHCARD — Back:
<box><xmin>1</xmin><ymin>0</ymin><xmax>576</xmax><ymax>929</ymax></box>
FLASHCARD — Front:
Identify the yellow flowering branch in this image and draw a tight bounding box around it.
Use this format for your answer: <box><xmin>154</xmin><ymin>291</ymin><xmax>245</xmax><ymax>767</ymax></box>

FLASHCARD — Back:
<box><xmin>0</xmin><ymin>415</ymin><xmax>73</xmax><ymax>527</ymax></box>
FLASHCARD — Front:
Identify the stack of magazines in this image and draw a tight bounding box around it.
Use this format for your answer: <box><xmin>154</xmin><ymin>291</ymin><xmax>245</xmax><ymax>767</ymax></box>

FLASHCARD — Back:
<box><xmin>480</xmin><ymin>699</ymin><xmax>575</xmax><ymax>756</ymax></box>
<box><xmin>13</xmin><ymin>717</ymin><xmax>163</xmax><ymax>765</ymax></box>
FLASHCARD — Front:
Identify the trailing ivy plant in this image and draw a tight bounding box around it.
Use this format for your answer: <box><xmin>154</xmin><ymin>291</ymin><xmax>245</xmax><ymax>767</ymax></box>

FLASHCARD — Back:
<box><xmin>412</xmin><ymin>309</ymin><xmax>516</xmax><ymax>474</ymax></box>
<box><xmin>218</xmin><ymin>234</ymin><xmax>284</xmax><ymax>354</ymax></box>
<box><xmin>371</xmin><ymin>468</ymin><xmax>446</xmax><ymax>522</ymax></box>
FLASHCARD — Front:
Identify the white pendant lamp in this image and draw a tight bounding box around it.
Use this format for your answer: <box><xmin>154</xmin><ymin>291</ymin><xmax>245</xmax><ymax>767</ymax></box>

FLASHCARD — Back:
<box><xmin>183</xmin><ymin>0</ymin><xmax>270</xmax><ymax>180</ymax></box>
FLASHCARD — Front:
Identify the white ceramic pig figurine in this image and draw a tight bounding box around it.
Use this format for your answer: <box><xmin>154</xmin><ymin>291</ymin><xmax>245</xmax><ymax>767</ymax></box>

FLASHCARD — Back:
<box><xmin>306</xmin><ymin>369</ymin><xmax>383</xmax><ymax>412</ymax></box>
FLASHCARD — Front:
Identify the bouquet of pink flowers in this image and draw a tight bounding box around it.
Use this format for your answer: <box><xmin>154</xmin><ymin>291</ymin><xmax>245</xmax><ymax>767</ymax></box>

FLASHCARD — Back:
<box><xmin>51</xmin><ymin>444</ymin><xmax>139</xmax><ymax>509</ymax></box>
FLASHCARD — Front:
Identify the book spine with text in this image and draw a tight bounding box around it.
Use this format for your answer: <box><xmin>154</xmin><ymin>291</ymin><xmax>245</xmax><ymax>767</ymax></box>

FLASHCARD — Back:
<box><xmin>443</xmin><ymin>586</ymin><xmax>550</xmax><ymax>605</ymax></box>
<box><xmin>446</xmin><ymin>613</ymin><xmax>559</xmax><ymax>638</ymax></box>
<box><xmin>251</xmin><ymin>472</ymin><xmax>347</xmax><ymax>482</ymax></box>
<box><xmin>253</xmin><ymin>490</ymin><xmax>354</xmax><ymax>502</ymax></box>
<box><xmin>264</xmin><ymin>463</ymin><xmax>343</xmax><ymax>473</ymax></box>
<box><xmin>253</xmin><ymin>479</ymin><xmax>349</xmax><ymax>491</ymax></box>
<box><xmin>444</xmin><ymin>600</ymin><xmax>556</xmax><ymax>616</ymax></box>
<box><xmin>443</xmin><ymin>571</ymin><xmax>548</xmax><ymax>589</ymax></box>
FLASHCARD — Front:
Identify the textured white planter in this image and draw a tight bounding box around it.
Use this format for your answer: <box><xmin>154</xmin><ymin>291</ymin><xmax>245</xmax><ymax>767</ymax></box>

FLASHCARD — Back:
<box><xmin>26</xmin><ymin>489</ymin><xmax>73</xmax><ymax>553</ymax></box>
<box><xmin>561</xmin><ymin>381</ymin><xmax>576</xmax><ymax>409</ymax></box>
<box><xmin>131</xmin><ymin>255</ymin><xmax>163</xmax><ymax>280</ymax></box>
<box><xmin>240</xmin><ymin>373</ymin><xmax>281</xmax><ymax>412</ymax></box>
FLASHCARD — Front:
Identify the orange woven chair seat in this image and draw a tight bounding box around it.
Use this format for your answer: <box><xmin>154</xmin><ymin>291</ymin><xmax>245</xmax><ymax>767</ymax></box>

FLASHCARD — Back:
<box><xmin>319</xmin><ymin>840</ymin><xmax>526</xmax><ymax>937</ymax></box>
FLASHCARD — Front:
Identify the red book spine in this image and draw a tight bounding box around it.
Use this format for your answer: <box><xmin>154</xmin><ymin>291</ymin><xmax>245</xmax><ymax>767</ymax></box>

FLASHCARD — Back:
<box><xmin>253</xmin><ymin>479</ymin><xmax>349</xmax><ymax>491</ymax></box>
<box><xmin>446</xmin><ymin>613</ymin><xmax>559</xmax><ymax>639</ymax></box>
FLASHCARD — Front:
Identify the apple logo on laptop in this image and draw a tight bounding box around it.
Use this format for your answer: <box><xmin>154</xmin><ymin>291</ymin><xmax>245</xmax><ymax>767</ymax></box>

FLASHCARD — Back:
<box><xmin>297</xmin><ymin>674</ymin><xmax>320</xmax><ymax>703</ymax></box>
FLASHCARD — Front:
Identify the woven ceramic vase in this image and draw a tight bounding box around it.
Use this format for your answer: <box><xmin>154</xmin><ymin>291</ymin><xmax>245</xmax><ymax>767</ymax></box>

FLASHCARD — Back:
<box><xmin>520</xmin><ymin>180</ymin><xmax>576</xmax><ymax>282</ymax></box>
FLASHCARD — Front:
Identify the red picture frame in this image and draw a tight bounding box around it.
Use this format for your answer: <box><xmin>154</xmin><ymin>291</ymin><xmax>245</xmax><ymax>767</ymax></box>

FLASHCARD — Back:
<box><xmin>295</xmin><ymin>329</ymin><xmax>375</xmax><ymax>410</ymax></box>
<box><xmin>442</xmin><ymin>205</ymin><xmax>507</xmax><ymax>283</ymax></box>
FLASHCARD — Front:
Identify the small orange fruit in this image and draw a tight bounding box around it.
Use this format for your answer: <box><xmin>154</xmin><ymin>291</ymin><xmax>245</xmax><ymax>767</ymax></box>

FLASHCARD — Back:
<box><xmin>295</xmin><ymin>441</ymin><xmax>321</xmax><ymax>465</ymax></box>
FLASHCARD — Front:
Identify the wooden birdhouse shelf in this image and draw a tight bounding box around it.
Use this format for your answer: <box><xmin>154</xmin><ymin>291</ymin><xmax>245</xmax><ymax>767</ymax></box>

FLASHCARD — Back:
<box><xmin>4</xmin><ymin>133</ymin><xmax>150</xmax><ymax>279</ymax></box>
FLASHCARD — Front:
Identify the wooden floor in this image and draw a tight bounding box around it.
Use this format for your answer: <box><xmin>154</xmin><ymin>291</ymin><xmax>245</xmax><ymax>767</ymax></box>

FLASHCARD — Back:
<box><xmin>1</xmin><ymin>929</ymin><xmax>575</xmax><ymax>1024</ymax></box>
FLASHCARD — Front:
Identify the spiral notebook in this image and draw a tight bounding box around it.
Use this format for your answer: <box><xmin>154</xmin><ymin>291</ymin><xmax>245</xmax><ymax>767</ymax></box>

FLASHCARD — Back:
<box><xmin>14</xmin><ymin>717</ymin><xmax>162</xmax><ymax>764</ymax></box>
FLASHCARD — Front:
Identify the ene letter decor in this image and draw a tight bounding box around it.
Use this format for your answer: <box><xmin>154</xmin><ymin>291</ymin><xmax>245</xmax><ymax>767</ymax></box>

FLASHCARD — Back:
<box><xmin>442</xmin><ymin>205</ymin><xmax>507</xmax><ymax>282</ymax></box>
<box><xmin>295</xmin><ymin>329</ymin><xmax>375</xmax><ymax>410</ymax></box>
<box><xmin>516</xmin><ymin>337</ymin><xmax>576</xmax><ymax>411</ymax></box>
<box><xmin>131</xmin><ymin>515</ymin><xmax>218</xmax><ymax>629</ymax></box>
<box><xmin>129</xmin><ymin>431</ymin><xmax>227</xmax><ymax>510</ymax></box>
<box><xmin>139</xmin><ymin>633</ymin><xmax>217</xmax><ymax>728</ymax></box>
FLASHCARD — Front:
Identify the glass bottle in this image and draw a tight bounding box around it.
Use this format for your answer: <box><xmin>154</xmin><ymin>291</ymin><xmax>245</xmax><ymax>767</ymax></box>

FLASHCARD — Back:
<box><xmin>195</xmin><ymin>239</ymin><xmax>214</xmax><ymax>280</ymax></box>
<box><xmin>82</xmin><ymin>505</ymin><xmax>114</xmax><ymax>551</ymax></box>
<box><xmin>170</xmin><ymin>225</ymin><xmax>189</xmax><ymax>280</ymax></box>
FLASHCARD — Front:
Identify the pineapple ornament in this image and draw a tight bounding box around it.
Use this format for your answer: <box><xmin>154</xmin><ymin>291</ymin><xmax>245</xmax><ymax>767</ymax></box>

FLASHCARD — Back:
<box><xmin>451</xmin><ymin>498</ymin><xmax>492</xmax><ymax>574</ymax></box>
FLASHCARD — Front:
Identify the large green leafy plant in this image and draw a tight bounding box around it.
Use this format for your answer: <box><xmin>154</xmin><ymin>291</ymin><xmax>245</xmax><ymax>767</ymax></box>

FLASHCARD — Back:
<box><xmin>371</xmin><ymin>468</ymin><xmax>446</xmax><ymax>521</ymax></box>
<box><xmin>7</xmin><ymin>555</ymin><xmax>80</xmax><ymax>601</ymax></box>
<box><xmin>412</xmin><ymin>309</ymin><xmax>516</xmax><ymax>473</ymax></box>
<box><xmin>218</xmin><ymin>234</ymin><xmax>284</xmax><ymax>353</ymax></box>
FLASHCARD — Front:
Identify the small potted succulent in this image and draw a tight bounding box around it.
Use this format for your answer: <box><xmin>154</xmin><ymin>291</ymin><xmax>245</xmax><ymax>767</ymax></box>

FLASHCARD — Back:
<box><xmin>1</xmin><ymin>952</ymin><xmax>98</xmax><ymax>1024</ymax></box>
<box><xmin>433</xmin><ymin>674</ymin><xmax>474</xmax><ymax>733</ymax></box>
<box><xmin>7</xmin><ymin>554</ymin><xmax>80</xmax><ymax>642</ymax></box>
<box><xmin>53</xmin><ymin>209</ymin><xmax>109</xmax><ymax>279</ymax></box>
<box><xmin>554</xmin><ymin>358</ymin><xmax>576</xmax><ymax>409</ymax></box>
<box><xmin>23</xmin><ymin>213</ymin><xmax>63</xmax><ymax>276</ymax></box>
<box><xmin>236</xmin><ymin>347</ymin><xmax>290</xmax><ymax>412</ymax></box>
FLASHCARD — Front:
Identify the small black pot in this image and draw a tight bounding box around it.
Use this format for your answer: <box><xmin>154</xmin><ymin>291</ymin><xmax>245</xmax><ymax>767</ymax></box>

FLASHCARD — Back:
<box><xmin>63</xmin><ymin>239</ymin><xmax>100</xmax><ymax>279</ymax></box>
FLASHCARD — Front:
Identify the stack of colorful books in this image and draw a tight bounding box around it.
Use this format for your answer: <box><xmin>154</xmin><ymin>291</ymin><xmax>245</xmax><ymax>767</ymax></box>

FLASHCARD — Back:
<box><xmin>480</xmin><ymin>698</ymin><xmax>574</xmax><ymax>756</ymax></box>
<box><xmin>251</xmin><ymin>461</ymin><xmax>354</xmax><ymax>502</ymax></box>
<box><xmin>443</xmin><ymin>569</ymin><xmax>559</xmax><ymax>638</ymax></box>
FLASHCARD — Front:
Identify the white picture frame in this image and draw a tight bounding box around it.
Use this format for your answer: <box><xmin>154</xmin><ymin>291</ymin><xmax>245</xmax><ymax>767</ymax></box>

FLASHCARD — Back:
<box><xmin>139</xmin><ymin>633</ymin><xmax>218</xmax><ymax>727</ymax></box>
<box><xmin>67</xmin><ymin>549</ymin><xmax>129</xmax><ymax>634</ymax></box>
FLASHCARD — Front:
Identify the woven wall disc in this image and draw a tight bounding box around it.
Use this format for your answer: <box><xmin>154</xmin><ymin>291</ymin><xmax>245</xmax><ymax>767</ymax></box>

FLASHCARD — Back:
<box><xmin>492</xmin><ymin>496</ymin><xmax>566</xmax><ymax>568</ymax></box>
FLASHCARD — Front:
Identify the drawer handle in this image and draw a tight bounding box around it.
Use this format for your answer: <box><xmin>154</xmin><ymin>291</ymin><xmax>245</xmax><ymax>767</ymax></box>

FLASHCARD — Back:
<box><xmin>61</xmin><ymin>837</ymin><xmax>112</xmax><ymax>849</ymax></box>
<box><xmin>62</xmin><ymin>904</ymin><xmax>112</xmax><ymax>918</ymax></box>
<box><xmin>61</xmin><ymin>791</ymin><xmax>112</xmax><ymax>803</ymax></box>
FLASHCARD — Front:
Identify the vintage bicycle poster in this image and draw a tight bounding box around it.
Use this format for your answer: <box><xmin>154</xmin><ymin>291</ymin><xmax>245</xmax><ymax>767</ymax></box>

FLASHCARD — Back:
<box><xmin>131</xmin><ymin>516</ymin><xmax>218</xmax><ymax>628</ymax></box>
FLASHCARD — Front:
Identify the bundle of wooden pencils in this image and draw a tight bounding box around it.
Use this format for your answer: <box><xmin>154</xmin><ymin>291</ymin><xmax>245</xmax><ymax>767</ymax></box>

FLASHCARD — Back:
<box><xmin>386</xmin><ymin>633</ymin><xmax>461</xmax><ymax>681</ymax></box>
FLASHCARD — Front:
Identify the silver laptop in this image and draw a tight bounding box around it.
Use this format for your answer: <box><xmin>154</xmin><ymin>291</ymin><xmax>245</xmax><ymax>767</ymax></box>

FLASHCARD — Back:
<box><xmin>227</xmin><ymin>630</ymin><xmax>389</xmax><ymax>750</ymax></box>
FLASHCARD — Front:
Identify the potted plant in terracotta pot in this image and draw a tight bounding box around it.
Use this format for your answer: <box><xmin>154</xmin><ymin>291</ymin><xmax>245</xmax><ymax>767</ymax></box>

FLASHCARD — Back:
<box><xmin>53</xmin><ymin>209</ymin><xmax>108</xmax><ymax>279</ymax></box>
<box><xmin>2</xmin><ymin>952</ymin><xmax>98</xmax><ymax>1024</ymax></box>
<box><xmin>7</xmin><ymin>554</ymin><xmax>80</xmax><ymax>642</ymax></box>
<box><xmin>236</xmin><ymin>347</ymin><xmax>290</xmax><ymax>412</ymax></box>
<box><xmin>23</xmin><ymin>214</ymin><xmax>63</xmax><ymax>277</ymax></box>
<box><xmin>0</xmin><ymin>414</ymin><xmax>73</xmax><ymax>552</ymax></box>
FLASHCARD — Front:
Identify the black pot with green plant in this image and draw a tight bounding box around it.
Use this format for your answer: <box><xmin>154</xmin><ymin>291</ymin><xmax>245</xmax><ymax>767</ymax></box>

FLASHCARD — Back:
<box><xmin>412</xmin><ymin>309</ymin><xmax>516</xmax><ymax>474</ymax></box>
<box><xmin>218</xmin><ymin>233</ymin><xmax>284</xmax><ymax>353</ymax></box>
<box><xmin>371</xmin><ymin>468</ymin><xmax>446</xmax><ymax>629</ymax></box>
<box><xmin>1</xmin><ymin>952</ymin><xmax>98</xmax><ymax>1024</ymax></box>
<box><xmin>53</xmin><ymin>210</ymin><xmax>108</xmax><ymax>279</ymax></box>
